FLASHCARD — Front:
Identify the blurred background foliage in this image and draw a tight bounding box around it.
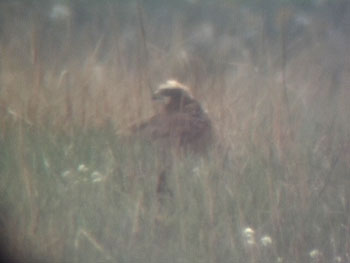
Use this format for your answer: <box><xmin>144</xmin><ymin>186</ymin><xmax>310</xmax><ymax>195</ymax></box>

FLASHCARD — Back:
<box><xmin>1</xmin><ymin>0</ymin><xmax>350</xmax><ymax>262</ymax></box>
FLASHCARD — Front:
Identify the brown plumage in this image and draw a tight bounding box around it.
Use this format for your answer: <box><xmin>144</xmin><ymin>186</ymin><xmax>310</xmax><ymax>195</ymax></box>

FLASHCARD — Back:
<box><xmin>128</xmin><ymin>80</ymin><xmax>213</xmax><ymax>195</ymax></box>
<box><xmin>131</xmin><ymin>80</ymin><xmax>213</xmax><ymax>154</ymax></box>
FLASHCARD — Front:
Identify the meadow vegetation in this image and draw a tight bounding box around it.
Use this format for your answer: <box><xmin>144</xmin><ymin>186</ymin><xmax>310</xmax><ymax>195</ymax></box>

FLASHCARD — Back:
<box><xmin>0</xmin><ymin>1</ymin><xmax>349</xmax><ymax>262</ymax></box>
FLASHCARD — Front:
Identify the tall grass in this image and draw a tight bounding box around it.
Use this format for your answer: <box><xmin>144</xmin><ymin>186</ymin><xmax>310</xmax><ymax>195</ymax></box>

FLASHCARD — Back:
<box><xmin>0</xmin><ymin>2</ymin><xmax>349</xmax><ymax>263</ymax></box>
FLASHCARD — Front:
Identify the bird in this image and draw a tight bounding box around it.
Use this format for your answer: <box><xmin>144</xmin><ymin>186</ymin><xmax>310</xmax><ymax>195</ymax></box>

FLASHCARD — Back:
<box><xmin>128</xmin><ymin>79</ymin><xmax>213</xmax><ymax>194</ymax></box>
<box><xmin>130</xmin><ymin>79</ymin><xmax>213</xmax><ymax>154</ymax></box>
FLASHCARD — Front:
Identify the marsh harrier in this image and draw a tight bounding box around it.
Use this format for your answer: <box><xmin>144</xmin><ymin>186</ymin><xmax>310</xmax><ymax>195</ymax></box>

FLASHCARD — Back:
<box><xmin>131</xmin><ymin>80</ymin><xmax>213</xmax><ymax>153</ymax></box>
<box><xmin>129</xmin><ymin>80</ymin><xmax>213</xmax><ymax>194</ymax></box>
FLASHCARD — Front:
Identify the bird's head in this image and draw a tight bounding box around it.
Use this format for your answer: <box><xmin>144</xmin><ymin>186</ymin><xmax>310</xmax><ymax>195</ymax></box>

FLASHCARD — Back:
<box><xmin>152</xmin><ymin>80</ymin><xmax>194</xmax><ymax>112</ymax></box>
<box><xmin>152</xmin><ymin>80</ymin><xmax>193</xmax><ymax>101</ymax></box>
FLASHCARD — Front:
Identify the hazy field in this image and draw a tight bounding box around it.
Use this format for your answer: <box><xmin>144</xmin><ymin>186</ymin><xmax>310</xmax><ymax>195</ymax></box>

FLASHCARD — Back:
<box><xmin>1</xmin><ymin>1</ymin><xmax>350</xmax><ymax>262</ymax></box>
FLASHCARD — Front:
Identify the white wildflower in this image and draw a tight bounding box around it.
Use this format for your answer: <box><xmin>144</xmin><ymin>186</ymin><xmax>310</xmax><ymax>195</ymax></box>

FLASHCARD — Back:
<box><xmin>61</xmin><ymin>170</ymin><xmax>72</xmax><ymax>177</ymax></box>
<box><xmin>242</xmin><ymin>227</ymin><xmax>255</xmax><ymax>245</ymax></box>
<box><xmin>309</xmin><ymin>249</ymin><xmax>322</xmax><ymax>259</ymax></box>
<box><xmin>91</xmin><ymin>171</ymin><xmax>104</xmax><ymax>183</ymax></box>
<box><xmin>260</xmin><ymin>235</ymin><xmax>272</xmax><ymax>247</ymax></box>
<box><xmin>77</xmin><ymin>164</ymin><xmax>89</xmax><ymax>173</ymax></box>
<box><xmin>50</xmin><ymin>4</ymin><xmax>71</xmax><ymax>22</ymax></box>
<box><xmin>243</xmin><ymin>227</ymin><xmax>254</xmax><ymax>237</ymax></box>
<box><xmin>92</xmin><ymin>177</ymin><xmax>103</xmax><ymax>183</ymax></box>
